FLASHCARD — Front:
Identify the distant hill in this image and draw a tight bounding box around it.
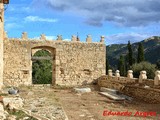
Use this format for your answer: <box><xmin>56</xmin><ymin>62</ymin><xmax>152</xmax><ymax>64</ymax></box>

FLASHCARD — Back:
<box><xmin>107</xmin><ymin>36</ymin><xmax>160</xmax><ymax>69</ymax></box>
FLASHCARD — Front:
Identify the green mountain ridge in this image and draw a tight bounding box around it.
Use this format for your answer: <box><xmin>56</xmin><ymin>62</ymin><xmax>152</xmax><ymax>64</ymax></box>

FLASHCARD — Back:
<box><xmin>107</xmin><ymin>36</ymin><xmax>160</xmax><ymax>69</ymax></box>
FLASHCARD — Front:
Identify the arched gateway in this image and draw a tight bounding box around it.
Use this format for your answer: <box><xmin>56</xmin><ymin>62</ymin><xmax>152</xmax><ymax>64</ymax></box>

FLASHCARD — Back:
<box><xmin>31</xmin><ymin>46</ymin><xmax>56</xmax><ymax>85</ymax></box>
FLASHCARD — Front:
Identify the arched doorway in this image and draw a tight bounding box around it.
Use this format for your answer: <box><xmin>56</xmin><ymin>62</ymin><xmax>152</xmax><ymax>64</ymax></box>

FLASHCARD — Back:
<box><xmin>31</xmin><ymin>46</ymin><xmax>56</xmax><ymax>85</ymax></box>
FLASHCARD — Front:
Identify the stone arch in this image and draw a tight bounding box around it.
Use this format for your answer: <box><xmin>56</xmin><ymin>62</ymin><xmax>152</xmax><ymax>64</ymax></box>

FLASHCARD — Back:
<box><xmin>31</xmin><ymin>49</ymin><xmax>51</xmax><ymax>57</ymax></box>
<box><xmin>31</xmin><ymin>46</ymin><xmax>56</xmax><ymax>85</ymax></box>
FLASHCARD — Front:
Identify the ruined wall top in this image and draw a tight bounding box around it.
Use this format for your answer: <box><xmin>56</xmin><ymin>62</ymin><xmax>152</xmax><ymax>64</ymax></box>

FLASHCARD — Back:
<box><xmin>6</xmin><ymin>32</ymin><xmax>106</xmax><ymax>44</ymax></box>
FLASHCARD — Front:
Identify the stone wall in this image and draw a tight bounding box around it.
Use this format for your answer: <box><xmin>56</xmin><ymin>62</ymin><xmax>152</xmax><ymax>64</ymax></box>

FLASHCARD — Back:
<box><xmin>3</xmin><ymin>36</ymin><xmax>106</xmax><ymax>87</ymax></box>
<box><xmin>97</xmin><ymin>70</ymin><xmax>160</xmax><ymax>103</ymax></box>
<box><xmin>97</xmin><ymin>75</ymin><xmax>137</xmax><ymax>90</ymax></box>
<box><xmin>3</xmin><ymin>40</ymin><xmax>32</xmax><ymax>86</ymax></box>
<box><xmin>122</xmin><ymin>85</ymin><xmax>160</xmax><ymax>103</ymax></box>
<box><xmin>0</xmin><ymin>3</ymin><xmax>4</xmax><ymax>89</ymax></box>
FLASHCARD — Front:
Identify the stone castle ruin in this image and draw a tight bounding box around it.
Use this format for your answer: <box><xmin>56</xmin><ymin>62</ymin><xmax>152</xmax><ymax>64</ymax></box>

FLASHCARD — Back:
<box><xmin>2</xmin><ymin>32</ymin><xmax>106</xmax><ymax>88</ymax></box>
<box><xmin>0</xmin><ymin>2</ymin><xmax>106</xmax><ymax>88</ymax></box>
<box><xmin>3</xmin><ymin>34</ymin><xmax>106</xmax><ymax>87</ymax></box>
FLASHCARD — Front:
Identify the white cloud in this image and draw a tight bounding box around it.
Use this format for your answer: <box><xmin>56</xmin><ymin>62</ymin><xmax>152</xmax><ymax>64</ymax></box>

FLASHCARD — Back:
<box><xmin>46</xmin><ymin>36</ymin><xmax>56</xmax><ymax>40</ymax></box>
<box><xmin>38</xmin><ymin>0</ymin><xmax>160</xmax><ymax>27</ymax></box>
<box><xmin>25</xmin><ymin>16</ymin><xmax>58</xmax><ymax>23</ymax></box>
<box><xmin>5</xmin><ymin>23</ymin><xmax>22</xmax><ymax>30</ymax></box>
<box><xmin>33</xmin><ymin>35</ymin><xmax>56</xmax><ymax>40</ymax></box>
<box><xmin>8</xmin><ymin>5</ymin><xmax>32</xmax><ymax>13</ymax></box>
<box><xmin>106</xmin><ymin>33</ymin><xmax>155</xmax><ymax>45</ymax></box>
<box><xmin>21</xmin><ymin>7</ymin><xmax>31</xmax><ymax>13</ymax></box>
<box><xmin>64</xmin><ymin>39</ymin><xmax>71</xmax><ymax>41</ymax></box>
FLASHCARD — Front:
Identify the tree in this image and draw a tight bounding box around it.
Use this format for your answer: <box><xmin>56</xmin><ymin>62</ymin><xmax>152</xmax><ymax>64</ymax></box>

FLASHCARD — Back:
<box><xmin>106</xmin><ymin>46</ymin><xmax>111</xmax><ymax>74</ymax></box>
<box><xmin>118</xmin><ymin>55</ymin><xmax>126</xmax><ymax>76</ymax></box>
<box><xmin>32</xmin><ymin>50</ymin><xmax>52</xmax><ymax>84</ymax></box>
<box><xmin>137</xmin><ymin>42</ymin><xmax>145</xmax><ymax>63</ymax></box>
<box><xmin>106</xmin><ymin>55</ymin><xmax>109</xmax><ymax>74</ymax></box>
<box><xmin>132</xmin><ymin>61</ymin><xmax>156</xmax><ymax>79</ymax></box>
<box><xmin>127</xmin><ymin>41</ymin><xmax>133</xmax><ymax>67</ymax></box>
<box><xmin>156</xmin><ymin>59</ymin><xmax>160</xmax><ymax>70</ymax></box>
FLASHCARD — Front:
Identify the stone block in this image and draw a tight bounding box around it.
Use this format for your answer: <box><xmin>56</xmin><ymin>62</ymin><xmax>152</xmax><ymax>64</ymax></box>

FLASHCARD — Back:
<box><xmin>100</xmin><ymin>36</ymin><xmax>105</xmax><ymax>43</ymax></box>
<box><xmin>127</xmin><ymin>70</ymin><xmax>133</xmax><ymax>79</ymax></box>
<box><xmin>154</xmin><ymin>70</ymin><xmax>160</xmax><ymax>85</ymax></box>
<box><xmin>40</xmin><ymin>34</ymin><xmax>46</xmax><ymax>40</ymax></box>
<box><xmin>97</xmin><ymin>64</ymin><xmax>103</xmax><ymax>68</ymax></box>
<box><xmin>55</xmin><ymin>60</ymin><xmax>60</xmax><ymax>65</ymax></box>
<box><xmin>3</xmin><ymin>97</ymin><xmax>24</xmax><ymax>109</ymax></box>
<box><xmin>115</xmin><ymin>70</ymin><xmax>120</xmax><ymax>80</ymax></box>
<box><xmin>86</xmin><ymin>34</ymin><xmax>92</xmax><ymax>43</ymax></box>
<box><xmin>21</xmin><ymin>32</ymin><xmax>28</xmax><ymax>40</ymax></box>
<box><xmin>71</xmin><ymin>35</ymin><xmax>77</xmax><ymax>42</ymax></box>
<box><xmin>108</xmin><ymin>69</ymin><xmax>112</xmax><ymax>78</ymax></box>
<box><xmin>57</xmin><ymin>35</ymin><xmax>62</xmax><ymax>41</ymax></box>
<box><xmin>139</xmin><ymin>71</ymin><xmax>147</xmax><ymax>83</ymax></box>
<box><xmin>99</xmin><ymin>92</ymin><xmax>125</xmax><ymax>101</ymax></box>
<box><xmin>73</xmin><ymin>88</ymin><xmax>91</xmax><ymax>93</ymax></box>
<box><xmin>100</xmin><ymin>87</ymin><xmax>118</xmax><ymax>94</ymax></box>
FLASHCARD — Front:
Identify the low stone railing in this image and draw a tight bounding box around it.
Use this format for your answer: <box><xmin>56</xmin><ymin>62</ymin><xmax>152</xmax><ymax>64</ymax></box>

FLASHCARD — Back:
<box><xmin>97</xmin><ymin>69</ymin><xmax>160</xmax><ymax>103</ymax></box>
<box><xmin>107</xmin><ymin>69</ymin><xmax>160</xmax><ymax>86</ymax></box>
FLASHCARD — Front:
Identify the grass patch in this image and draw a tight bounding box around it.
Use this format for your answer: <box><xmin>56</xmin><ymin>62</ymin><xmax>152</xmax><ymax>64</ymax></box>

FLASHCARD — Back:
<box><xmin>53</xmin><ymin>84</ymin><xmax>73</xmax><ymax>89</ymax></box>
<box><xmin>0</xmin><ymin>93</ymin><xmax>8</xmax><ymax>96</ymax></box>
<box><xmin>7</xmin><ymin>110</ymin><xmax>37</xmax><ymax>120</ymax></box>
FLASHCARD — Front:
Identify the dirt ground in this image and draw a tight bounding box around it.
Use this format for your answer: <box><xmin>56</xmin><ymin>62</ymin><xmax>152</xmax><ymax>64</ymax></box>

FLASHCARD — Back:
<box><xmin>16</xmin><ymin>85</ymin><xmax>160</xmax><ymax>120</ymax></box>
<box><xmin>54</xmin><ymin>85</ymin><xmax>160</xmax><ymax>120</ymax></box>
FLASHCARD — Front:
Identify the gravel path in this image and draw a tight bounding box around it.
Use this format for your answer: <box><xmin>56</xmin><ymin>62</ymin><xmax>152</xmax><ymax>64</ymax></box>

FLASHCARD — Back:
<box><xmin>19</xmin><ymin>85</ymin><xmax>68</xmax><ymax>120</ymax></box>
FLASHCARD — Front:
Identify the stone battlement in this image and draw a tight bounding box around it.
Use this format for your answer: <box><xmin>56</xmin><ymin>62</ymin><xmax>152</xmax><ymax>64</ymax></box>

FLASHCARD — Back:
<box><xmin>4</xmin><ymin>32</ymin><xmax>105</xmax><ymax>44</ymax></box>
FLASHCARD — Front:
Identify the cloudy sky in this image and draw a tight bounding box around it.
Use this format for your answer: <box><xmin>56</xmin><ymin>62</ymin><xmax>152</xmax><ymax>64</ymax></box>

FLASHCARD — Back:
<box><xmin>4</xmin><ymin>0</ymin><xmax>160</xmax><ymax>44</ymax></box>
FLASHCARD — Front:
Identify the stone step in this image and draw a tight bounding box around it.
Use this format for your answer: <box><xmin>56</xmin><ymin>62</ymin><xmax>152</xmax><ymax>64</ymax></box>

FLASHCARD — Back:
<box><xmin>100</xmin><ymin>87</ymin><xmax>118</xmax><ymax>94</ymax></box>
<box><xmin>73</xmin><ymin>88</ymin><xmax>91</xmax><ymax>93</ymax></box>
<box><xmin>99</xmin><ymin>92</ymin><xmax>125</xmax><ymax>101</ymax></box>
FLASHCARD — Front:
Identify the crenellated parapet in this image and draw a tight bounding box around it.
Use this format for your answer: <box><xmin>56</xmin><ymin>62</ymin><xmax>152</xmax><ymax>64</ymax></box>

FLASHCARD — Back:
<box><xmin>40</xmin><ymin>34</ymin><xmax>46</xmax><ymax>40</ymax></box>
<box><xmin>8</xmin><ymin>32</ymin><xmax>106</xmax><ymax>44</ymax></box>
<box><xmin>86</xmin><ymin>34</ymin><xmax>92</xmax><ymax>43</ymax></box>
<box><xmin>71</xmin><ymin>35</ymin><xmax>77</xmax><ymax>42</ymax></box>
<box><xmin>56</xmin><ymin>35</ymin><xmax>62</xmax><ymax>41</ymax></box>
<box><xmin>22</xmin><ymin>32</ymin><xmax>28</xmax><ymax>40</ymax></box>
<box><xmin>100</xmin><ymin>36</ymin><xmax>105</xmax><ymax>43</ymax></box>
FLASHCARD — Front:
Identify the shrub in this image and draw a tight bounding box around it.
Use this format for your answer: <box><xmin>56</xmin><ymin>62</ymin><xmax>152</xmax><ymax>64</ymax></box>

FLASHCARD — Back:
<box><xmin>131</xmin><ymin>61</ymin><xmax>156</xmax><ymax>79</ymax></box>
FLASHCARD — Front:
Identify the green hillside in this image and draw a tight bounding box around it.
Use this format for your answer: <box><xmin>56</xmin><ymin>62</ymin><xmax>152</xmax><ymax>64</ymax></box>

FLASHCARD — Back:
<box><xmin>107</xmin><ymin>36</ymin><xmax>160</xmax><ymax>69</ymax></box>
